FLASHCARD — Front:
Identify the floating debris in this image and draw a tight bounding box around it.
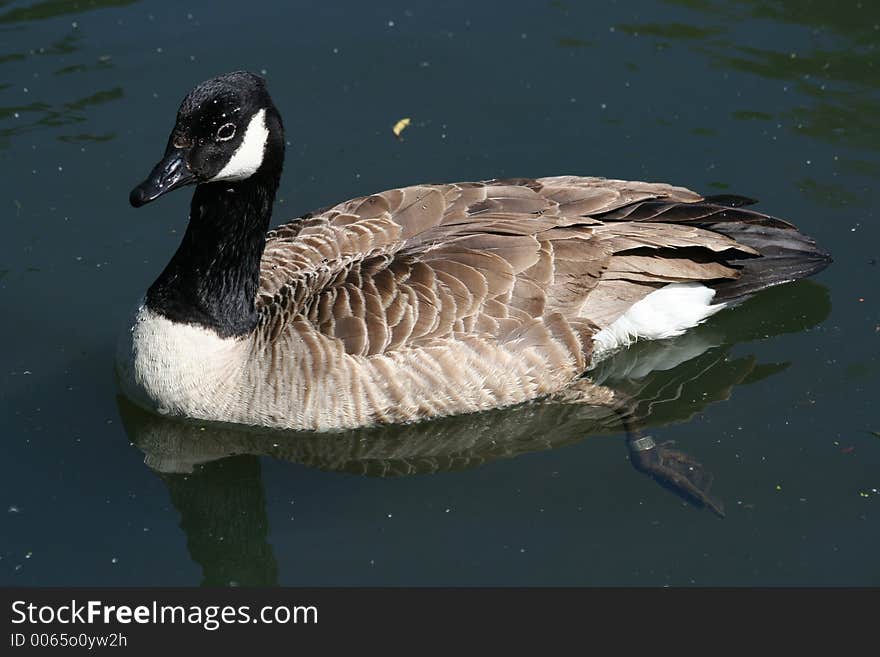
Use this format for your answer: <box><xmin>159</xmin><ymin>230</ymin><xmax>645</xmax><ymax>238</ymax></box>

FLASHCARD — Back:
<box><xmin>392</xmin><ymin>117</ymin><xmax>411</xmax><ymax>140</ymax></box>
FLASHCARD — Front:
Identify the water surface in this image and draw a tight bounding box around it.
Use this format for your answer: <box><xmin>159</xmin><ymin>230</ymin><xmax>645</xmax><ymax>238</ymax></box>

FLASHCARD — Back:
<box><xmin>1</xmin><ymin>0</ymin><xmax>877</xmax><ymax>585</ymax></box>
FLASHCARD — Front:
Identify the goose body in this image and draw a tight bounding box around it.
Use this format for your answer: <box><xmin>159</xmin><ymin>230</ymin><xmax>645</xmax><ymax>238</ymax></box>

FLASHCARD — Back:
<box><xmin>118</xmin><ymin>72</ymin><xmax>830</xmax><ymax>432</ymax></box>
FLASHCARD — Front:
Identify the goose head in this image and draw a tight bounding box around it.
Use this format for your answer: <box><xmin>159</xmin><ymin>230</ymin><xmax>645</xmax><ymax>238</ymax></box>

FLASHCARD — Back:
<box><xmin>129</xmin><ymin>71</ymin><xmax>285</xmax><ymax>207</ymax></box>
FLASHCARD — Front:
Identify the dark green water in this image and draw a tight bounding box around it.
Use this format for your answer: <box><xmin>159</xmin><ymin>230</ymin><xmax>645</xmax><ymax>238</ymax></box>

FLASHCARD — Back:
<box><xmin>1</xmin><ymin>0</ymin><xmax>877</xmax><ymax>586</ymax></box>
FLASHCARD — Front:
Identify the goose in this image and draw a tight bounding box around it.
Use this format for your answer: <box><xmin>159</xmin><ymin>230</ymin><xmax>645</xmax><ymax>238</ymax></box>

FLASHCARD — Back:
<box><xmin>118</xmin><ymin>71</ymin><xmax>830</xmax><ymax>509</ymax></box>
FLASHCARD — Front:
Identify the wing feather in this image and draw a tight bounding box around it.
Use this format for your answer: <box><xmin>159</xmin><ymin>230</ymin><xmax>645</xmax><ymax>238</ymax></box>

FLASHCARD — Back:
<box><xmin>259</xmin><ymin>176</ymin><xmax>767</xmax><ymax>364</ymax></box>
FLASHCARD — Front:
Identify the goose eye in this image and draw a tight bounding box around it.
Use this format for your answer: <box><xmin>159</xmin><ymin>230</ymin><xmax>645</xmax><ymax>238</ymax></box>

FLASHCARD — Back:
<box><xmin>216</xmin><ymin>122</ymin><xmax>236</xmax><ymax>142</ymax></box>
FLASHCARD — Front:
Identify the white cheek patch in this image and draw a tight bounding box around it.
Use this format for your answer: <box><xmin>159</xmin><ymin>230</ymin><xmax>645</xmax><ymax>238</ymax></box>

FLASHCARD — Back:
<box><xmin>210</xmin><ymin>108</ymin><xmax>268</xmax><ymax>181</ymax></box>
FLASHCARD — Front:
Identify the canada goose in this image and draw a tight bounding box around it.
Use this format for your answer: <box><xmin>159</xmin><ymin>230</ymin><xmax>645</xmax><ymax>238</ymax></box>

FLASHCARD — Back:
<box><xmin>122</xmin><ymin>279</ymin><xmax>832</xmax><ymax>476</ymax></box>
<box><xmin>118</xmin><ymin>71</ymin><xmax>830</xmax><ymax>510</ymax></box>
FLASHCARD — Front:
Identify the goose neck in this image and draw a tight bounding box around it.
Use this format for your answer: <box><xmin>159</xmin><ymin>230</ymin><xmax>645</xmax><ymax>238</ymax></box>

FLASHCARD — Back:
<box><xmin>145</xmin><ymin>172</ymin><xmax>279</xmax><ymax>338</ymax></box>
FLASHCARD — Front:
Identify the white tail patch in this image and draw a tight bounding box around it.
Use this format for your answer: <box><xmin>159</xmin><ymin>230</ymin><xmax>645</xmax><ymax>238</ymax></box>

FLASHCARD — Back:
<box><xmin>591</xmin><ymin>282</ymin><xmax>726</xmax><ymax>359</ymax></box>
<box><xmin>210</xmin><ymin>108</ymin><xmax>268</xmax><ymax>181</ymax></box>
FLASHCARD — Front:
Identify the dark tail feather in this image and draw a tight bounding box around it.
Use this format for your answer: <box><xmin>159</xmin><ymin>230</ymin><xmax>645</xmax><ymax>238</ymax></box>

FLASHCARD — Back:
<box><xmin>596</xmin><ymin>195</ymin><xmax>832</xmax><ymax>303</ymax></box>
<box><xmin>692</xmin><ymin>195</ymin><xmax>832</xmax><ymax>302</ymax></box>
<box><xmin>704</xmin><ymin>220</ymin><xmax>832</xmax><ymax>303</ymax></box>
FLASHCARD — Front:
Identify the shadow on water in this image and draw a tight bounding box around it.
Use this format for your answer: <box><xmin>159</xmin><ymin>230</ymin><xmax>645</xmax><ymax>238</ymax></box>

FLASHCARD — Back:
<box><xmin>117</xmin><ymin>280</ymin><xmax>830</xmax><ymax>585</ymax></box>
<box><xmin>0</xmin><ymin>0</ymin><xmax>136</xmax><ymax>147</ymax></box>
<box><xmin>0</xmin><ymin>86</ymin><xmax>121</xmax><ymax>136</ymax></box>
<box><xmin>0</xmin><ymin>0</ymin><xmax>138</xmax><ymax>24</ymax></box>
<box><xmin>161</xmin><ymin>457</ymin><xmax>278</xmax><ymax>587</ymax></box>
<box><xmin>618</xmin><ymin>0</ymin><xmax>880</xmax><ymax>189</ymax></box>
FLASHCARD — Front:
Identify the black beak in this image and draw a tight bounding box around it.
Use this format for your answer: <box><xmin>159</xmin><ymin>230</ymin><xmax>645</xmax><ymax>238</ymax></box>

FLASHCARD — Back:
<box><xmin>129</xmin><ymin>148</ymin><xmax>196</xmax><ymax>208</ymax></box>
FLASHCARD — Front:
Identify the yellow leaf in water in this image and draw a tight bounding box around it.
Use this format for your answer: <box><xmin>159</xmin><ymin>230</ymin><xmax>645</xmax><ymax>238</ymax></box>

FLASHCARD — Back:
<box><xmin>392</xmin><ymin>117</ymin><xmax>411</xmax><ymax>140</ymax></box>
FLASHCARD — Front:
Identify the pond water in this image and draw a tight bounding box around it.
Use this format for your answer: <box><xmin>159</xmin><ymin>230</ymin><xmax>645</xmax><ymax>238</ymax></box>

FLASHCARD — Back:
<box><xmin>1</xmin><ymin>0</ymin><xmax>877</xmax><ymax>586</ymax></box>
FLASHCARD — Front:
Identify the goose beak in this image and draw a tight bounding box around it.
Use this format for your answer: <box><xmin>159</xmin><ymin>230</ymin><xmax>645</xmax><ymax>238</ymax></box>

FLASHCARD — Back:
<box><xmin>129</xmin><ymin>148</ymin><xmax>196</xmax><ymax>207</ymax></box>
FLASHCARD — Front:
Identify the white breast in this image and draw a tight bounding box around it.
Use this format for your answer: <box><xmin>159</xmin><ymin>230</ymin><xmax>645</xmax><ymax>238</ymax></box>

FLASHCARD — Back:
<box><xmin>116</xmin><ymin>303</ymin><xmax>249</xmax><ymax>418</ymax></box>
<box><xmin>591</xmin><ymin>282</ymin><xmax>726</xmax><ymax>360</ymax></box>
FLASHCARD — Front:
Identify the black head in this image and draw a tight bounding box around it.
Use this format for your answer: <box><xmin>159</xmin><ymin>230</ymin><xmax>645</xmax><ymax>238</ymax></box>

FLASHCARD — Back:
<box><xmin>130</xmin><ymin>71</ymin><xmax>284</xmax><ymax>207</ymax></box>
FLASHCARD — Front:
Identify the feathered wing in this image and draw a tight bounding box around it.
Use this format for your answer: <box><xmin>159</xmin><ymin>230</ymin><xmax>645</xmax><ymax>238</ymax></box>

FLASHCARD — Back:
<box><xmin>259</xmin><ymin>177</ymin><xmax>769</xmax><ymax>352</ymax></box>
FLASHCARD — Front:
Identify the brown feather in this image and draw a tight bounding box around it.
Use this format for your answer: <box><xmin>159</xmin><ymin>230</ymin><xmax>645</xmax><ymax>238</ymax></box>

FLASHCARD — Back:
<box><xmin>259</xmin><ymin>177</ymin><xmax>769</xmax><ymax>356</ymax></box>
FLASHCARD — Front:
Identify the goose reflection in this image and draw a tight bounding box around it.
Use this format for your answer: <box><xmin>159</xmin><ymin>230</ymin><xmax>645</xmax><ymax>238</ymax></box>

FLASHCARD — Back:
<box><xmin>117</xmin><ymin>280</ymin><xmax>830</xmax><ymax>585</ymax></box>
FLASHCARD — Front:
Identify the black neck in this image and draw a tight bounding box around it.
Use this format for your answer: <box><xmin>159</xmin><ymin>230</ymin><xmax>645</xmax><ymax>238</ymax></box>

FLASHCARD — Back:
<box><xmin>146</xmin><ymin>172</ymin><xmax>279</xmax><ymax>338</ymax></box>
